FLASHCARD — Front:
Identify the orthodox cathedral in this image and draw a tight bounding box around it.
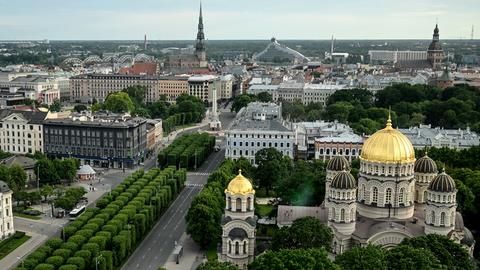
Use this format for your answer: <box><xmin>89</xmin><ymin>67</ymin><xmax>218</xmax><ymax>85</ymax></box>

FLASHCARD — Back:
<box><xmin>219</xmin><ymin>115</ymin><xmax>474</xmax><ymax>268</ymax></box>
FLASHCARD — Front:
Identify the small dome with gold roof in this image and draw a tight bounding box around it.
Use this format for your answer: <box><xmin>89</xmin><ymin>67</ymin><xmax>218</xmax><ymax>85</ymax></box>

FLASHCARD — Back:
<box><xmin>361</xmin><ymin>113</ymin><xmax>415</xmax><ymax>163</ymax></box>
<box><xmin>225</xmin><ymin>169</ymin><xmax>255</xmax><ymax>195</ymax></box>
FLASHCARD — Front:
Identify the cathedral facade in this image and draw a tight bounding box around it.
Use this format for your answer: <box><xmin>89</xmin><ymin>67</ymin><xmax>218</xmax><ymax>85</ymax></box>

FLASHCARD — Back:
<box><xmin>324</xmin><ymin>115</ymin><xmax>475</xmax><ymax>255</ymax></box>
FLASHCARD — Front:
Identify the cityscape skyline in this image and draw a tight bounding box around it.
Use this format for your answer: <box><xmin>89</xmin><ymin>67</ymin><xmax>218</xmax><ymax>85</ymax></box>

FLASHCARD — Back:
<box><xmin>0</xmin><ymin>0</ymin><xmax>477</xmax><ymax>40</ymax></box>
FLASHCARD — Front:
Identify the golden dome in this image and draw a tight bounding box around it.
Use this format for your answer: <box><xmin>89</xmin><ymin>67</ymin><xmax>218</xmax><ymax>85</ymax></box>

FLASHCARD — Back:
<box><xmin>360</xmin><ymin>115</ymin><xmax>415</xmax><ymax>164</ymax></box>
<box><xmin>225</xmin><ymin>170</ymin><xmax>255</xmax><ymax>195</ymax></box>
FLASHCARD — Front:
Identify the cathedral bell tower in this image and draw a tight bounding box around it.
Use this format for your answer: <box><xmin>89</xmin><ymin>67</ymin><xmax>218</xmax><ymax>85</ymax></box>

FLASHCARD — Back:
<box><xmin>427</xmin><ymin>24</ymin><xmax>444</xmax><ymax>70</ymax></box>
<box><xmin>219</xmin><ymin>170</ymin><xmax>256</xmax><ymax>269</ymax></box>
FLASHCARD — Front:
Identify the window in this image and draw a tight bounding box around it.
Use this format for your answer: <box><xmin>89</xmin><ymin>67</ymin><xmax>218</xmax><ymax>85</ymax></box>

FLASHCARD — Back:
<box><xmin>236</xmin><ymin>198</ymin><xmax>242</xmax><ymax>211</ymax></box>
<box><xmin>243</xmin><ymin>241</ymin><xmax>247</xmax><ymax>254</ymax></box>
<box><xmin>331</xmin><ymin>208</ymin><xmax>336</xmax><ymax>220</ymax></box>
<box><xmin>440</xmin><ymin>212</ymin><xmax>446</xmax><ymax>226</ymax></box>
<box><xmin>399</xmin><ymin>188</ymin><xmax>405</xmax><ymax>204</ymax></box>
<box><xmin>372</xmin><ymin>187</ymin><xmax>378</xmax><ymax>204</ymax></box>
<box><xmin>431</xmin><ymin>211</ymin><xmax>435</xmax><ymax>224</ymax></box>
<box><xmin>340</xmin><ymin>209</ymin><xmax>345</xmax><ymax>222</ymax></box>
<box><xmin>227</xmin><ymin>197</ymin><xmax>232</xmax><ymax>210</ymax></box>
<box><xmin>235</xmin><ymin>242</ymin><xmax>239</xmax><ymax>255</ymax></box>
<box><xmin>385</xmin><ymin>188</ymin><xmax>392</xmax><ymax>204</ymax></box>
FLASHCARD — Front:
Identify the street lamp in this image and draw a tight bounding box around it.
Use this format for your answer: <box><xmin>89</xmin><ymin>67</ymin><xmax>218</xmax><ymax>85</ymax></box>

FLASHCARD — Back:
<box><xmin>95</xmin><ymin>254</ymin><xmax>104</xmax><ymax>270</ymax></box>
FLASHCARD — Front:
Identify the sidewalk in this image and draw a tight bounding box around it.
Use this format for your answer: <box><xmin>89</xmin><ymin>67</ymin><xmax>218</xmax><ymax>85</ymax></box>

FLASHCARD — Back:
<box><xmin>164</xmin><ymin>233</ymin><xmax>206</xmax><ymax>270</ymax></box>
<box><xmin>0</xmin><ymin>231</ymin><xmax>48</xmax><ymax>270</ymax></box>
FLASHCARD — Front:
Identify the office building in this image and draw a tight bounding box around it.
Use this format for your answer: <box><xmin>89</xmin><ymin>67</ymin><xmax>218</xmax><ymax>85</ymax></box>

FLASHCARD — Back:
<box><xmin>226</xmin><ymin>102</ymin><xmax>294</xmax><ymax>164</ymax></box>
<box><xmin>0</xmin><ymin>109</ymin><xmax>47</xmax><ymax>154</ymax></box>
<box><xmin>43</xmin><ymin>112</ymin><xmax>147</xmax><ymax>169</ymax></box>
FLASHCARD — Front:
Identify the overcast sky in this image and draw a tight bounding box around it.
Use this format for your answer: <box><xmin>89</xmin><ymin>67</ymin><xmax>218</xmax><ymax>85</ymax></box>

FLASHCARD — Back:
<box><xmin>0</xmin><ymin>0</ymin><xmax>477</xmax><ymax>40</ymax></box>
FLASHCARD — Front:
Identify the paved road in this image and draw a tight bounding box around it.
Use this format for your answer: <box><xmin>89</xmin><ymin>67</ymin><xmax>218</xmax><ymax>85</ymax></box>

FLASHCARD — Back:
<box><xmin>121</xmin><ymin>149</ymin><xmax>225</xmax><ymax>270</ymax></box>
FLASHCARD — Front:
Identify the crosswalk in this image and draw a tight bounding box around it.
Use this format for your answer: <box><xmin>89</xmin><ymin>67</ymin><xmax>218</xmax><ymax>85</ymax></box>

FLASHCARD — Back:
<box><xmin>185</xmin><ymin>183</ymin><xmax>204</xmax><ymax>187</ymax></box>
<box><xmin>187</xmin><ymin>172</ymin><xmax>211</xmax><ymax>176</ymax></box>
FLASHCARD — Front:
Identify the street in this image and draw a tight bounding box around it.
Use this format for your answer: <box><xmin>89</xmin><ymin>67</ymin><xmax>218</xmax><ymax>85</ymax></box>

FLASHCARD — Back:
<box><xmin>121</xmin><ymin>149</ymin><xmax>226</xmax><ymax>270</ymax></box>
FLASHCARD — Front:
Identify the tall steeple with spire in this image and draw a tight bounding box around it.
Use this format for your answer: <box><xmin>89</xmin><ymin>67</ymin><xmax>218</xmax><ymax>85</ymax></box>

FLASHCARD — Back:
<box><xmin>195</xmin><ymin>2</ymin><xmax>207</xmax><ymax>64</ymax></box>
<box><xmin>427</xmin><ymin>23</ymin><xmax>444</xmax><ymax>70</ymax></box>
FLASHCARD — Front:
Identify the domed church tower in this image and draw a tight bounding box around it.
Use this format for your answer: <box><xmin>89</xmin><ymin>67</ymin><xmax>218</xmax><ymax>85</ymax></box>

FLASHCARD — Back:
<box><xmin>424</xmin><ymin>170</ymin><xmax>457</xmax><ymax>236</ymax></box>
<box><xmin>357</xmin><ymin>114</ymin><xmax>416</xmax><ymax>219</ymax></box>
<box><xmin>427</xmin><ymin>24</ymin><xmax>444</xmax><ymax>70</ymax></box>
<box><xmin>326</xmin><ymin>156</ymin><xmax>351</xmax><ymax>196</ymax></box>
<box><xmin>414</xmin><ymin>153</ymin><xmax>438</xmax><ymax>203</ymax></box>
<box><xmin>219</xmin><ymin>170</ymin><xmax>256</xmax><ymax>269</ymax></box>
<box><xmin>326</xmin><ymin>170</ymin><xmax>357</xmax><ymax>254</ymax></box>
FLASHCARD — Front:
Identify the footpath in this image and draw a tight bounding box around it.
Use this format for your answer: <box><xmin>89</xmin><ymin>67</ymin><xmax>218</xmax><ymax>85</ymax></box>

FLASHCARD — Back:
<box><xmin>164</xmin><ymin>233</ymin><xmax>206</xmax><ymax>270</ymax></box>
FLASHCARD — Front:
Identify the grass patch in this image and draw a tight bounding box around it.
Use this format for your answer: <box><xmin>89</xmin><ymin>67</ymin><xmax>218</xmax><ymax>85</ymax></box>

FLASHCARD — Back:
<box><xmin>256</xmin><ymin>204</ymin><xmax>275</xmax><ymax>217</ymax></box>
<box><xmin>0</xmin><ymin>231</ymin><xmax>31</xmax><ymax>260</ymax></box>
<box><xmin>14</xmin><ymin>212</ymin><xmax>42</xmax><ymax>220</ymax></box>
<box><xmin>206</xmin><ymin>242</ymin><xmax>218</xmax><ymax>261</ymax></box>
<box><xmin>257</xmin><ymin>224</ymin><xmax>278</xmax><ymax>238</ymax></box>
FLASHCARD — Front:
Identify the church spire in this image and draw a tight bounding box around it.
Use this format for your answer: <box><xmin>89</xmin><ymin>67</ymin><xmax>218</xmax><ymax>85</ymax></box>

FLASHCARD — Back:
<box><xmin>197</xmin><ymin>2</ymin><xmax>204</xmax><ymax>41</ymax></box>
<box><xmin>195</xmin><ymin>1</ymin><xmax>206</xmax><ymax>62</ymax></box>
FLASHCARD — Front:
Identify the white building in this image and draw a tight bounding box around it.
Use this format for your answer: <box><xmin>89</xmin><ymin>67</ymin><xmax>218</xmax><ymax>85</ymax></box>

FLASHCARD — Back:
<box><xmin>246</xmin><ymin>85</ymin><xmax>279</xmax><ymax>100</ymax></box>
<box><xmin>368</xmin><ymin>50</ymin><xmax>427</xmax><ymax>63</ymax></box>
<box><xmin>0</xmin><ymin>181</ymin><xmax>14</xmax><ymax>240</ymax></box>
<box><xmin>0</xmin><ymin>75</ymin><xmax>61</xmax><ymax>105</ymax></box>
<box><xmin>398</xmin><ymin>124</ymin><xmax>480</xmax><ymax>149</ymax></box>
<box><xmin>302</xmin><ymin>83</ymin><xmax>346</xmax><ymax>106</ymax></box>
<box><xmin>0</xmin><ymin>109</ymin><xmax>47</xmax><ymax>154</ymax></box>
<box><xmin>220</xmin><ymin>75</ymin><xmax>234</xmax><ymax>100</ymax></box>
<box><xmin>188</xmin><ymin>75</ymin><xmax>219</xmax><ymax>103</ymax></box>
<box><xmin>226</xmin><ymin>102</ymin><xmax>294</xmax><ymax>164</ymax></box>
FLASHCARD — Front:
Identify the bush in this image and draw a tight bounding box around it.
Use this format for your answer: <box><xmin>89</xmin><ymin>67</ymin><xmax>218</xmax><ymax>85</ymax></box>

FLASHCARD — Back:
<box><xmin>45</xmin><ymin>256</ymin><xmax>64</xmax><ymax>268</ymax></box>
<box><xmin>45</xmin><ymin>238</ymin><xmax>63</xmax><ymax>250</ymax></box>
<box><xmin>52</xmin><ymin>249</ymin><xmax>71</xmax><ymax>260</ymax></box>
<box><xmin>60</xmin><ymin>242</ymin><xmax>79</xmax><ymax>253</ymax></box>
<box><xmin>33</xmin><ymin>264</ymin><xmax>55</xmax><ymax>270</ymax></box>
<box><xmin>73</xmin><ymin>250</ymin><xmax>91</xmax><ymax>266</ymax></box>
<box><xmin>66</xmin><ymin>257</ymin><xmax>85</xmax><ymax>270</ymax></box>
<box><xmin>58</xmin><ymin>265</ymin><xmax>78</xmax><ymax>270</ymax></box>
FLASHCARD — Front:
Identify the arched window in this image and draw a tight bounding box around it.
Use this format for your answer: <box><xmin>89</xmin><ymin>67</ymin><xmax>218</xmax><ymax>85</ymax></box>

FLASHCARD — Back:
<box><xmin>247</xmin><ymin>197</ymin><xmax>252</xmax><ymax>211</ymax></box>
<box><xmin>431</xmin><ymin>211</ymin><xmax>436</xmax><ymax>224</ymax></box>
<box><xmin>372</xmin><ymin>187</ymin><xmax>378</xmax><ymax>204</ymax></box>
<box><xmin>362</xmin><ymin>185</ymin><xmax>366</xmax><ymax>200</ymax></box>
<box><xmin>340</xmin><ymin>209</ymin><xmax>345</xmax><ymax>222</ymax></box>
<box><xmin>451</xmin><ymin>212</ymin><xmax>455</xmax><ymax>226</ymax></box>
<box><xmin>447</xmin><ymin>195</ymin><xmax>451</xmax><ymax>203</ymax></box>
<box><xmin>243</xmin><ymin>241</ymin><xmax>247</xmax><ymax>254</ymax></box>
<box><xmin>235</xmin><ymin>242</ymin><xmax>239</xmax><ymax>255</ymax></box>
<box><xmin>347</xmin><ymin>191</ymin><xmax>350</xmax><ymax>199</ymax></box>
<box><xmin>227</xmin><ymin>197</ymin><xmax>232</xmax><ymax>210</ymax></box>
<box><xmin>350</xmin><ymin>208</ymin><xmax>355</xmax><ymax>221</ymax></box>
<box><xmin>440</xmin><ymin>212</ymin><xmax>446</xmax><ymax>226</ymax></box>
<box><xmin>424</xmin><ymin>190</ymin><xmax>427</xmax><ymax>201</ymax></box>
<box><xmin>320</xmin><ymin>148</ymin><xmax>324</xmax><ymax>155</ymax></box>
<box><xmin>331</xmin><ymin>208</ymin><xmax>336</xmax><ymax>221</ymax></box>
<box><xmin>326</xmin><ymin>149</ymin><xmax>330</xmax><ymax>155</ymax></box>
<box><xmin>352</xmin><ymin>149</ymin><xmax>356</xmax><ymax>156</ymax></box>
<box><xmin>236</xmin><ymin>198</ymin><xmax>242</xmax><ymax>211</ymax></box>
<box><xmin>399</xmin><ymin>188</ymin><xmax>405</xmax><ymax>204</ymax></box>
<box><xmin>385</xmin><ymin>188</ymin><xmax>392</xmax><ymax>204</ymax></box>
<box><xmin>229</xmin><ymin>241</ymin><xmax>232</xmax><ymax>254</ymax></box>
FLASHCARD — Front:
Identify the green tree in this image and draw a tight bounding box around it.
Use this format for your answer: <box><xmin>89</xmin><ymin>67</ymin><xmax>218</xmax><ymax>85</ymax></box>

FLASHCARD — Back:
<box><xmin>104</xmin><ymin>92</ymin><xmax>134</xmax><ymax>113</ymax></box>
<box><xmin>335</xmin><ymin>245</ymin><xmax>387</xmax><ymax>270</ymax></box>
<box><xmin>399</xmin><ymin>234</ymin><xmax>475</xmax><ymax>270</ymax></box>
<box><xmin>257</xmin><ymin>92</ymin><xmax>272</xmax><ymax>102</ymax></box>
<box><xmin>73</xmin><ymin>104</ymin><xmax>88</xmax><ymax>113</ymax></box>
<box><xmin>248</xmin><ymin>248</ymin><xmax>338</xmax><ymax>270</ymax></box>
<box><xmin>8</xmin><ymin>164</ymin><xmax>27</xmax><ymax>193</ymax></box>
<box><xmin>49</xmin><ymin>100</ymin><xmax>62</xmax><ymax>112</ymax></box>
<box><xmin>122</xmin><ymin>85</ymin><xmax>146</xmax><ymax>105</ymax></box>
<box><xmin>386</xmin><ymin>245</ymin><xmax>444</xmax><ymax>270</ymax></box>
<box><xmin>254</xmin><ymin>148</ymin><xmax>289</xmax><ymax>196</ymax></box>
<box><xmin>40</xmin><ymin>184</ymin><xmax>55</xmax><ymax>202</ymax></box>
<box><xmin>36</xmin><ymin>159</ymin><xmax>60</xmax><ymax>185</ymax></box>
<box><xmin>271</xmin><ymin>217</ymin><xmax>333</xmax><ymax>250</ymax></box>
<box><xmin>231</xmin><ymin>94</ymin><xmax>255</xmax><ymax>113</ymax></box>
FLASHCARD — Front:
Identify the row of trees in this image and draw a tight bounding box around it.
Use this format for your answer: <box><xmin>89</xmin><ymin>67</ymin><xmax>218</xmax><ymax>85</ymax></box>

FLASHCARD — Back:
<box><xmin>157</xmin><ymin>133</ymin><xmax>215</xmax><ymax>170</ymax></box>
<box><xmin>186</xmin><ymin>158</ymin><xmax>250</xmax><ymax>249</ymax></box>
<box><xmin>35</xmin><ymin>156</ymin><xmax>79</xmax><ymax>186</ymax></box>
<box><xmin>16</xmin><ymin>167</ymin><xmax>186</xmax><ymax>270</ymax></box>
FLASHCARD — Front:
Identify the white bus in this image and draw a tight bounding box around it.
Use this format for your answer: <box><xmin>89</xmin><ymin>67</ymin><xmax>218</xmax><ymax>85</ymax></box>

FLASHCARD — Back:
<box><xmin>69</xmin><ymin>205</ymin><xmax>86</xmax><ymax>218</ymax></box>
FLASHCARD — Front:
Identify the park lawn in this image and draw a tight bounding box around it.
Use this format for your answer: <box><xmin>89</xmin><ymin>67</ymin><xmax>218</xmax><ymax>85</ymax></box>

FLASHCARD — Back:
<box><xmin>206</xmin><ymin>242</ymin><xmax>218</xmax><ymax>261</ymax></box>
<box><xmin>14</xmin><ymin>212</ymin><xmax>42</xmax><ymax>220</ymax></box>
<box><xmin>0</xmin><ymin>232</ymin><xmax>31</xmax><ymax>260</ymax></box>
<box><xmin>256</xmin><ymin>204</ymin><xmax>274</xmax><ymax>217</ymax></box>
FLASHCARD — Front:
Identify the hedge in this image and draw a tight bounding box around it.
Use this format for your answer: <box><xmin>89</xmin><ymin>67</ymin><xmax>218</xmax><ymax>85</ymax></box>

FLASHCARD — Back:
<box><xmin>22</xmin><ymin>167</ymin><xmax>186</xmax><ymax>270</ymax></box>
